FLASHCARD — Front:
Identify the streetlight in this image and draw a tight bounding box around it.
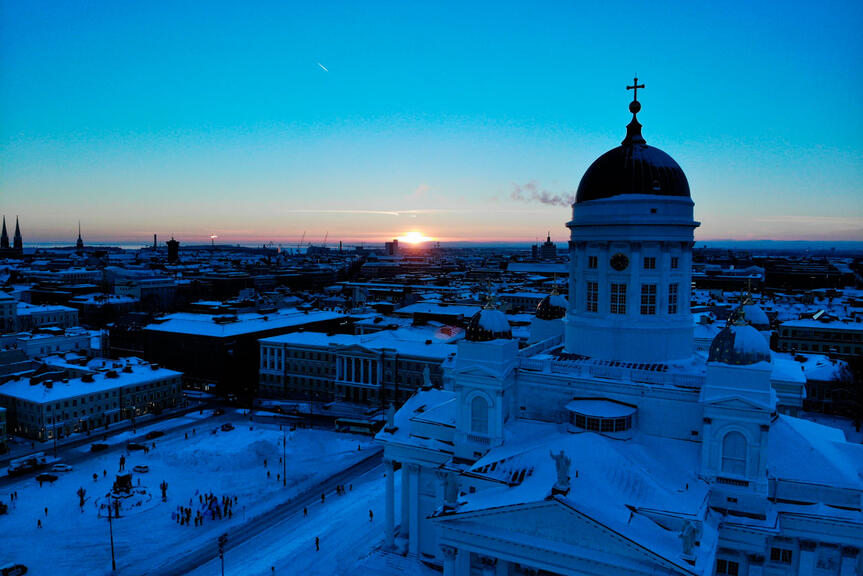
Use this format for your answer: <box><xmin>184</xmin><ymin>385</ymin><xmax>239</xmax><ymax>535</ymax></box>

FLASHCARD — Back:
<box><xmin>282</xmin><ymin>428</ymin><xmax>287</xmax><ymax>487</ymax></box>
<box><xmin>218</xmin><ymin>533</ymin><xmax>228</xmax><ymax>576</ymax></box>
<box><xmin>105</xmin><ymin>503</ymin><xmax>117</xmax><ymax>571</ymax></box>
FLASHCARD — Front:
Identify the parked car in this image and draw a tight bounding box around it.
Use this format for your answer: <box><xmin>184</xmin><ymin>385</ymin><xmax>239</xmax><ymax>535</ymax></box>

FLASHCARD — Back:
<box><xmin>126</xmin><ymin>443</ymin><xmax>145</xmax><ymax>451</ymax></box>
<box><xmin>51</xmin><ymin>463</ymin><xmax>73</xmax><ymax>472</ymax></box>
<box><xmin>90</xmin><ymin>443</ymin><xmax>109</xmax><ymax>452</ymax></box>
<box><xmin>132</xmin><ymin>465</ymin><xmax>149</xmax><ymax>473</ymax></box>
<box><xmin>213</xmin><ymin>408</ymin><xmax>225</xmax><ymax>416</ymax></box>
<box><xmin>144</xmin><ymin>430</ymin><xmax>164</xmax><ymax>440</ymax></box>
<box><xmin>35</xmin><ymin>473</ymin><xmax>58</xmax><ymax>483</ymax></box>
<box><xmin>220</xmin><ymin>423</ymin><xmax>235</xmax><ymax>432</ymax></box>
<box><xmin>1</xmin><ymin>563</ymin><xmax>28</xmax><ymax>576</ymax></box>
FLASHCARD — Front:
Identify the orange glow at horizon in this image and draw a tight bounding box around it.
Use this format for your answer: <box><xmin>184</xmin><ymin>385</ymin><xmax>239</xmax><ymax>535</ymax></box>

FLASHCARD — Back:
<box><xmin>397</xmin><ymin>231</ymin><xmax>432</xmax><ymax>244</ymax></box>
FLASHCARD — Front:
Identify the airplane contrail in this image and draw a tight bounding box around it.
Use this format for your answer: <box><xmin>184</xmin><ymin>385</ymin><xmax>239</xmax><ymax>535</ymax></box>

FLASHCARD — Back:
<box><xmin>317</xmin><ymin>63</ymin><xmax>329</xmax><ymax>72</ymax></box>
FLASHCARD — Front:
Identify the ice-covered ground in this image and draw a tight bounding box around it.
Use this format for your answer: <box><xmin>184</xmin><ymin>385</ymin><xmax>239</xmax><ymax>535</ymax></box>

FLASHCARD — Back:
<box><xmin>0</xmin><ymin>410</ymin><xmax>378</xmax><ymax>575</ymax></box>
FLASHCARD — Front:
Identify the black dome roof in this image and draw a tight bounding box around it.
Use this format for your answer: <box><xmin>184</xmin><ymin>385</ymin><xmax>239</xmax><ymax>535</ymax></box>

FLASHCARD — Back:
<box><xmin>465</xmin><ymin>308</ymin><xmax>512</xmax><ymax>342</ymax></box>
<box><xmin>536</xmin><ymin>292</ymin><xmax>567</xmax><ymax>320</ymax></box>
<box><xmin>575</xmin><ymin>117</ymin><xmax>690</xmax><ymax>204</ymax></box>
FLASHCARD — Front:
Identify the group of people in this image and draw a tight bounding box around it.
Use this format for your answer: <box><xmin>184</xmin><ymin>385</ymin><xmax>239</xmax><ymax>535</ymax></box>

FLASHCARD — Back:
<box><xmin>172</xmin><ymin>492</ymin><xmax>238</xmax><ymax>527</ymax></box>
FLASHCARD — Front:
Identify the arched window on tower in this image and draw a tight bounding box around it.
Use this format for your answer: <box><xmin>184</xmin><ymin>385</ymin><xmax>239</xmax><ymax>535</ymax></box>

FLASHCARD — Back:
<box><xmin>470</xmin><ymin>396</ymin><xmax>489</xmax><ymax>435</ymax></box>
<box><xmin>721</xmin><ymin>431</ymin><xmax>747</xmax><ymax>476</ymax></box>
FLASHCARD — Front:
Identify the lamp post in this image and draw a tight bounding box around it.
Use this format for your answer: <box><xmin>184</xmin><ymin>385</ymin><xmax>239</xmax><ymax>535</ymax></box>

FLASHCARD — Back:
<box><xmin>106</xmin><ymin>503</ymin><xmax>116</xmax><ymax>571</ymax></box>
<box><xmin>282</xmin><ymin>428</ymin><xmax>286</xmax><ymax>487</ymax></box>
<box><xmin>218</xmin><ymin>533</ymin><xmax>227</xmax><ymax>576</ymax></box>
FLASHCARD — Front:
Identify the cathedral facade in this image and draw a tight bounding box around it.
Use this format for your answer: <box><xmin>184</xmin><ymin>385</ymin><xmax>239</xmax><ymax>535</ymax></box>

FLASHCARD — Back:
<box><xmin>377</xmin><ymin>86</ymin><xmax>863</xmax><ymax>576</ymax></box>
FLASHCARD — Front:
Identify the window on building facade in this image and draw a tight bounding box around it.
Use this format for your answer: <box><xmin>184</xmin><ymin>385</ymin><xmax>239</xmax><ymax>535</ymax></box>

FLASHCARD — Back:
<box><xmin>668</xmin><ymin>283</ymin><xmax>679</xmax><ymax>314</ymax></box>
<box><xmin>715</xmin><ymin>559</ymin><xmax>739</xmax><ymax>576</ymax></box>
<box><xmin>610</xmin><ymin>283</ymin><xmax>627</xmax><ymax>314</ymax></box>
<box><xmin>588</xmin><ymin>255</ymin><xmax>598</xmax><ymax>269</ymax></box>
<box><xmin>770</xmin><ymin>548</ymin><xmax>793</xmax><ymax>564</ymax></box>
<box><xmin>586</xmin><ymin>282</ymin><xmax>599</xmax><ymax>312</ymax></box>
<box><xmin>721</xmin><ymin>431</ymin><xmax>747</xmax><ymax>476</ymax></box>
<box><xmin>470</xmin><ymin>396</ymin><xmax>489</xmax><ymax>435</ymax></box>
<box><xmin>671</xmin><ymin>256</ymin><xmax>679</xmax><ymax>269</ymax></box>
<box><xmin>640</xmin><ymin>284</ymin><xmax>657</xmax><ymax>315</ymax></box>
<box><xmin>643</xmin><ymin>256</ymin><xmax>656</xmax><ymax>269</ymax></box>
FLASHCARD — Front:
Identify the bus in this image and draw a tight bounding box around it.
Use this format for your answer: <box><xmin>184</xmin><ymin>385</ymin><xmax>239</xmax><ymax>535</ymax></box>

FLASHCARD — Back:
<box><xmin>334</xmin><ymin>418</ymin><xmax>382</xmax><ymax>436</ymax></box>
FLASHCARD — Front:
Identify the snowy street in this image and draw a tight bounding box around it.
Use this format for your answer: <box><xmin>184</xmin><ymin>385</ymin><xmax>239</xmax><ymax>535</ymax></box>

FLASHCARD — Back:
<box><xmin>0</xmin><ymin>409</ymin><xmax>381</xmax><ymax>575</ymax></box>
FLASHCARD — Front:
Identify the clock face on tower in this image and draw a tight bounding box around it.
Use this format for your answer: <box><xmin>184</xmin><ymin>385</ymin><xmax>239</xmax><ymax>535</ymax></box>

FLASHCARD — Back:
<box><xmin>610</xmin><ymin>252</ymin><xmax>629</xmax><ymax>271</ymax></box>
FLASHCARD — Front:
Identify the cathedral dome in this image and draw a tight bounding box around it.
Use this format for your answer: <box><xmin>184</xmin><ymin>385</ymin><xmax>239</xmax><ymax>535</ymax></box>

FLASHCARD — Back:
<box><xmin>465</xmin><ymin>308</ymin><xmax>512</xmax><ymax>342</ymax></box>
<box><xmin>708</xmin><ymin>318</ymin><xmax>772</xmax><ymax>366</ymax></box>
<box><xmin>575</xmin><ymin>94</ymin><xmax>689</xmax><ymax>204</ymax></box>
<box><xmin>536</xmin><ymin>292</ymin><xmax>568</xmax><ymax>320</ymax></box>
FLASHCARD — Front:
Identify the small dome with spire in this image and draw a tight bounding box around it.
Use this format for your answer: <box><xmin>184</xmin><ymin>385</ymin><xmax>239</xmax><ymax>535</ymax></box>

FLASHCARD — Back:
<box><xmin>708</xmin><ymin>308</ymin><xmax>771</xmax><ymax>366</ymax></box>
<box><xmin>466</xmin><ymin>306</ymin><xmax>512</xmax><ymax>342</ymax></box>
<box><xmin>536</xmin><ymin>291</ymin><xmax>568</xmax><ymax>320</ymax></box>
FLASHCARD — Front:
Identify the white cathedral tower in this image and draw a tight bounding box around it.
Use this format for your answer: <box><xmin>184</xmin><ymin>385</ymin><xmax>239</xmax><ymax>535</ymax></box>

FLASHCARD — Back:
<box><xmin>565</xmin><ymin>78</ymin><xmax>699</xmax><ymax>363</ymax></box>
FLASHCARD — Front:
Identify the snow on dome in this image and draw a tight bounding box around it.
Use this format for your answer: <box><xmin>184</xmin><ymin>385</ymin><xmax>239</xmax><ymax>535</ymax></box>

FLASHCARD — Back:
<box><xmin>741</xmin><ymin>301</ymin><xmax>770</xmax><ymax>331</ymax></box>
<box><xmin>465</xmin><ymin>308</ymin><xmax>512</xmax><ymax>342</ymax></box>
<box><xmin>536</xmin><ymin>292</ymin><xmax>568</xmax><ymax>320</ymax></box>
<box><xmin>708</xmin><ymin>321</ymin><xmax>772</xmax><ymax>366</ymax></box>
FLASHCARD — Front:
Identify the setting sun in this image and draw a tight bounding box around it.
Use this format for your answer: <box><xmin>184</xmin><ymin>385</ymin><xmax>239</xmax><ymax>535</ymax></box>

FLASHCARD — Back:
<box><xmin>397</xmin><ymin>231</ymin><xmax>432</xmax><ymax>244</ymax></box>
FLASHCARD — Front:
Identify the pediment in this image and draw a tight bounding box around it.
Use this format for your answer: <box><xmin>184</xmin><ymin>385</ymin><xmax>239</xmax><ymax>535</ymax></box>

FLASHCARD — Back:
<box><xmin>436</xmin><ymin>499</ymin><xmax>695</xmax><ymax>575</ymax></box>
<box><xmin>451</xmin><ymin>364</ymin><xmax>508</xmax><ymax>379</ymax></box>
<box><xmin>700</xmin><ymin>393</ymin><xmax>770</xmax><ymax>411</ymax></box>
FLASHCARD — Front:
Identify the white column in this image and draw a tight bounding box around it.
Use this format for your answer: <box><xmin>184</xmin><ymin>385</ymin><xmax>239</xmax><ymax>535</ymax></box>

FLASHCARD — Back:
<box><xmin>598</xmin><ymin>242</ymin><xmax>609</xmax><ymax>313</ymax></box>
<box><xmin>409</xmin><ymin>464</ymin><xmax>420</xmax><ymax>555</ymax></box>
<box><xmin>798</xmin><ymin>541</ymin><xmax>816</xmax><ymax>574</ymax></box>
<box><xmin>628</xmin><ymin>242</ymin><xmax>641</xmax><ymax>318</ymax></box>
<box><xmin>385</xmin><ymin>458</ymin><xmax>395</xmax><ymax>548</ymax></box>
<box><xmin>400</xmin><ymin>464</ymin><xmax>410</xmax><ymax>545</ymax></box>
<box><xmin>441</xmin><ymin>546</ymin><xmax>458</xmax><ymax>576</ymax></box>
<box><xmin>840</xmin><ymin>546</ymin><xmax>859</xmax><ymax>576</ymax></box>
<box><xmin>659</xmin><ymin>242</ymin><xmax>670</xmax><ymax>317</ymax></box>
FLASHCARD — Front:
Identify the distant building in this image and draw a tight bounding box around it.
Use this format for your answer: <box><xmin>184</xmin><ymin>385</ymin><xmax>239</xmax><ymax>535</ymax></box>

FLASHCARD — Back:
<box><xmin>15</xmin><ymin>303</ymin><xmax>79</xmax><ymax>331</ymax></box>
<box><xmin>0</xmin><ymin>359</ymin><xmax>182</xmax><ymax>440</ymax></box>
<box><xmin>258</xmin><ymin>326</ymin><xmax>459</xmax><ymax>404</ymax></box>
<box><xmin>115</xmin><ymin>277</ymin><xmax>177</xmax><ymax>312</ymax></box>
<box><xmin>0</xmin><ymin>216</ymin><xmax>23</xmax><ymax>259</ymax></box>
<box><xmin>167</xmin><ymin>237</ymin><xmax>180</xmax><ymax>262</ymax></box>
<box><xmin>0</xmin><ymin>292</ymin><xmax>16</xmax><ymax>333</ymax></box>
<box><xmin>777</xmin><ymin>317</ymin><xmax>863</xmax><ymax>357</ymax></box>
<box><xmin>0</xmin><ymin>327</ymin><xmax>91</xmax><ymax>358</ymax></box>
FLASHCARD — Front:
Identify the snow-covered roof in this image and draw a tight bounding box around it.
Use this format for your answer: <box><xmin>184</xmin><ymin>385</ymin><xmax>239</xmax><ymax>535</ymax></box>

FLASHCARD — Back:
<box><xmin>0</xmin><ymin>364</ymin><xmax>182</xmax><ymax>404</ymax></box>
<box><xmin>769</xmin><ymin>415</ymin><xmax>863</xmax><ymax>490</ymax></box>
<box><xmin>448</xmin><ymin>423</ymin><xmax>712</xmax><ymax>573</ymax></box>
<box><xmin>261</xmin><ymin>326</ymin><xmax>460</xmax><ymax>359</ymax></box>
<box><xmin>145</xmin><ymin>308</ymin><xmax>343</xmax><ymax>337</ymax></box>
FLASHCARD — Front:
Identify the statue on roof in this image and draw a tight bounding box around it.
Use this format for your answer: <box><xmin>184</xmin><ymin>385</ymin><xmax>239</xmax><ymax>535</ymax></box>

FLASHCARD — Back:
<box><xmin>550</xmin><ymin>449</ymin><xmax>572</xmax><ymax>495</ymax></box>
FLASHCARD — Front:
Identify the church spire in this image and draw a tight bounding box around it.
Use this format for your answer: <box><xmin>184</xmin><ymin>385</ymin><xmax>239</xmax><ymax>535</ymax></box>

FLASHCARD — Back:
<box><xmin>76</xmin><ymin>221</ymin><xmax>84</xmax><ymax>250</ymax></box>
<box><xmin>1</xmin><ymin>216</ymin><xmax>8</xmax><ymax>249</ymax></box>
<box><xmin>622</xmin><ymin>75</ymin><xmax>647</xmax><ymax>146</ymax></box>
<box><xmin>13</xmin><ymin>217</ymin><xmax>22</xmax><ymax>250</ymax></box>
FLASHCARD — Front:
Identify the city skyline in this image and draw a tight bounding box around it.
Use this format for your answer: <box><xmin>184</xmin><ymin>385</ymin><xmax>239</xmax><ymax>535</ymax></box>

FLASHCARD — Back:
<box><xmin>2</xmin><ymin>1</ymin><xmax>862</xmax><ymax>245</ymax></box>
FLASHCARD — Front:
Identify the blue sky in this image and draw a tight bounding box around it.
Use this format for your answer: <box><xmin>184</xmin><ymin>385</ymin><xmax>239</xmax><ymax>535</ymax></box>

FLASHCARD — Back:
<box><xmin>1</xmin><ymin>0</ymin><xmax>861</xmax><ymax>245</ymax></box>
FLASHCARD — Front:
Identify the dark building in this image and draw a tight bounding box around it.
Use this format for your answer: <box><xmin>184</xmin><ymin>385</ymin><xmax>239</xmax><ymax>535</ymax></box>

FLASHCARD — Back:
<box><xmin>141</xmin><ymin>308</ymin><xmax>350</xmax><ymax>400</ymax></box>
<box><xmin>0</xmin><ymin>216</ymin><xmax>23</xmax><ymax>259</ymax></box>
<box><xmin>167</xmin><ymin>237</ymin><xmax>180</xmax><ymax>262</ymax></box>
